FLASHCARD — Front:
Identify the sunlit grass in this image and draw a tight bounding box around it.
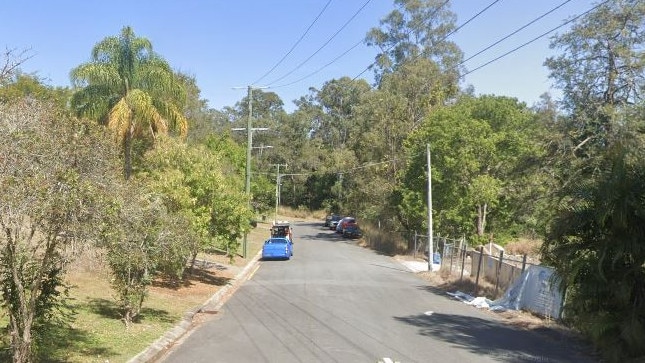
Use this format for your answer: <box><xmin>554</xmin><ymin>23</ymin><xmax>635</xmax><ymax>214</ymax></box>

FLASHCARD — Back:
<box><xmin>359</xmin><ymin>223</ymin><xmax>408</xmax><ymax>256</ymax></box>
<box><xmin>0</xmin><ymin>222</ymin><xmax>270</xmax><ymax>362</ymax></box>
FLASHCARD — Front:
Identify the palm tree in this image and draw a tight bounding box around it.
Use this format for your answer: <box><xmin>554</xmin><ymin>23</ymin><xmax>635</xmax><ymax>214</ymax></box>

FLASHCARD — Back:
<box><xmin>70</xmin><ymin>26</ymin><xmax>188</xmax><ymax>179</ymax></box>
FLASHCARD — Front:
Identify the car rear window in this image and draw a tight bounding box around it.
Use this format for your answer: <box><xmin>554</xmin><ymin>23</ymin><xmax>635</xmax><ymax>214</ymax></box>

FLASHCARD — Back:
<box><xmin>267</xmin><ymin>238</ymin><xmax>288</xmax><ymax>244</ymax></box>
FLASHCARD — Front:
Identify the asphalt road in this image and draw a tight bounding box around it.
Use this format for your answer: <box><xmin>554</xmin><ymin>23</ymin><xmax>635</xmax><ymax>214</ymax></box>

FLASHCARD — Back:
<box><xmin>158</xmin><ymin>221</ymin><xmax>596</xmax><ymax>363</ymax></box>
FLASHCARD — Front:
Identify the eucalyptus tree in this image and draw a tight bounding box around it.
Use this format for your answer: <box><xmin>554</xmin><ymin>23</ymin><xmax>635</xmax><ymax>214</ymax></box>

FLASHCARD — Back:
<box><xmin>70</xmin><ymin>26</ymin><xmax>188</xmax><ymax>179</ymax></box>
<box><xmin>175</xmin><ymin>71</ymin><xmax>220</xmax><ymax>144</ymax></box>
<box><xmin>285</xmin><ymin>78</ymin><xmax>371</xmax><ymax>213</ymax></box>
<box><xmin>545</xmin><ymin>0</ymin><xmax>645</xmax><ymax>156</ymax></box>
<box><xmin>310</xmin><ymin>77</ymin><xmax>371</xmax><ymax>150</ymax></box>
<box><xmin>365</xmin><ymin>0</ymin><xmax>463</xmax><ymax>85</ymax></box>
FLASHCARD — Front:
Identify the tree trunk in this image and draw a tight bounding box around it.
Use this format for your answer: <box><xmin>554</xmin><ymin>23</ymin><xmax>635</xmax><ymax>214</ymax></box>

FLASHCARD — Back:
<box><xmin>189</xmin><ymin>252</ymin><xmax>198</xmax><ymax>274</ymax></box>
<box><xmin>476</xmin><ymin>203</ymin><xmax>487</xmax><ymax>236</ymax></box>
<box><xmin>9</xmin><ymin>297</ymin><xmax>35</xmax><ymax>363</ymax></box>
<box><xmin>12</xmin><ymin>339</ymin><xmax>31</xmax><ymax>363</ymax></box>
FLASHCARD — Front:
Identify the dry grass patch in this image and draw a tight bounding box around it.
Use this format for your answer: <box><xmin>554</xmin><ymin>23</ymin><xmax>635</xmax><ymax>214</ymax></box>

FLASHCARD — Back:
<box><xmin>276</xmin><ymin>206</ymin><xmax>326</xmax><ymax>221</ymax></box>
<box><xmin>359</xmin><ymin>224</ymin><xmax>408</xmax><ymax>256</ymax></box>
<box><xmin>10</xmin><ymin>221</ymin><xmax>274</xmax><ymax>363</ymax></box>
<box><xmin>504</xmin><ymin>237</ymin><xmax>542</xmax><ymax>257</ymax></box>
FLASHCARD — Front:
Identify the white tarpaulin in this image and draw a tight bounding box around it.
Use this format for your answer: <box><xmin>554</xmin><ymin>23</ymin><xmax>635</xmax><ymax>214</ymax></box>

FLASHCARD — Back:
<box><xmin>448</xmin><ymin>265</ymin><xmax>564</xmax><ymax>319</ymax></box>
<box><xmin>493</xmin><ymin>265</ymin><xmax>563</xmax><ymax>319</ymax></box>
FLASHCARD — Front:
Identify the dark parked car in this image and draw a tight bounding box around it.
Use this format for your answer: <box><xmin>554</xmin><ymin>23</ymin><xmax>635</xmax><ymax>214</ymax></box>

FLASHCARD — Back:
<box><xmin>324</xmin><ymin>214</ymin><xmax>341</xmax><ymax>228</ymax></box>
<box><xmin>328</xmin><ymin>215</ymin><xmax>343</xmax><ymax>230</ymax></box>
<box><xmin>342</xmin><ymin>224</ymin><xmax>362</xmax><ymax>239</ymax></box>
<box><xmin>336</xmin><ymin>217</ymin><xmax>355</xmax><ymax>233</ymax></box>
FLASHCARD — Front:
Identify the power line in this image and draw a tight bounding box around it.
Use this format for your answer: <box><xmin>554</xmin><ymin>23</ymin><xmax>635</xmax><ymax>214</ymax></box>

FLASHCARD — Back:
<box><xmin>272</xmin><ymin>0</ymin><xmax>451</xmax><ymax>89</ymax></box>
<box><xmin>462</xmin><ymin>0</ymin><xmax>610</xmax><ymax>77</ymax></box>
<box><xmin>265</xmin><ymin>0</ymin><xmax>455</xmax><ymax>90</ymax></box>
<box><xmin>252</xmin><ymin>0</ymin><xmax>333</xmax><ymax>85</ymax></box>
<box><xmin>440</xmin><ymin>0</ymin><xmax>502</xmax><ymax>42</ymax></box>
<box><xmin>351</xmin><ymin>0</ymin><xmax>490</xmax><ymax>80</ymax></box>
<box><xmin>458</xmin><ymin>0</ymin><xmax>572</xmax><ymax>68</ymax></box>
<box><xmin>266</xmin><ymin>0</ymin><xmax>374</xmax><ymax>87</ymax></box>
<box><xmin>270</xmin><ymin>38</ymin><xmax>364</xmax><ymax>89</ymax></box>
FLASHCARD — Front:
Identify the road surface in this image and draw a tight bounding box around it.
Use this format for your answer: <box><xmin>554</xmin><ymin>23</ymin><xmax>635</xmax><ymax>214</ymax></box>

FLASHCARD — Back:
<box><xmin>158</xmin><ymin>221</ymin><xmax>596</xmax><ymax>363</ymax></box>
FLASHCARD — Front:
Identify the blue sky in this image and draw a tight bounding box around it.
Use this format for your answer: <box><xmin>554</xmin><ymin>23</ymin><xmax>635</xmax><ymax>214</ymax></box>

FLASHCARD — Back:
<box><xmin>3</xmin><ymin>0</ymin><xmax>594</xmax><ymax>112</ymax></box>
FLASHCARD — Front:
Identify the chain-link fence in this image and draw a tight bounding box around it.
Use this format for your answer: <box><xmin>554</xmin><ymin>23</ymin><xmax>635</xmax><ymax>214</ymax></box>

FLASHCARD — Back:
<box><xmin>408</xmin><ymin>233</ymin><xmax>541</xmax><ymax>297</ymax></box>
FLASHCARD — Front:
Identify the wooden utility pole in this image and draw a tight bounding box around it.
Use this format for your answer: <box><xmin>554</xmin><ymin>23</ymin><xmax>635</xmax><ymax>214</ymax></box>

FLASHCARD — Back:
<box><xmin>233</xmin><ymin>85</ymin><xmax>268</xmax><ymax>258</ymax></box>
<box><xmin>270</xmin><ymin>163</ymin><xmax>288</xmax><ymax>222</ymax></box>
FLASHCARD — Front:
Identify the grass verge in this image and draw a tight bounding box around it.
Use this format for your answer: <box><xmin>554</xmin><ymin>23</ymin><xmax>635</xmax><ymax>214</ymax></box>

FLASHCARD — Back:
<box><xmin>0</xmin><ymin>220</ymin><xmax>273</xmax><ymax>363</ymax></box>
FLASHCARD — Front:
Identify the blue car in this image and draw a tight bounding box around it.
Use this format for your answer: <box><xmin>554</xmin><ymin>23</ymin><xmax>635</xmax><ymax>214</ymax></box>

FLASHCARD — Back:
<box><xmin>262</xmin><ymin>237</ymin><xmax>293</xmax><ymax>260</ymax></box>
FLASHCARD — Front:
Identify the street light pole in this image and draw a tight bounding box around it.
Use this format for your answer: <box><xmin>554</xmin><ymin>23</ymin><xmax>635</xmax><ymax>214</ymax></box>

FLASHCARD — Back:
<box><xmin>245</xmin><ymin>86</ymin><xmax>253</xmax><ymax>197</ymax></box>
<box><xmin>241</xmin><ymin>86</ymin><xmax>253</xmax><ymax>258</ymax></box>
<box><xmin>427</xmin><ymin>143</ymin><xmax>434</xmax><ymax>272</ymax></box>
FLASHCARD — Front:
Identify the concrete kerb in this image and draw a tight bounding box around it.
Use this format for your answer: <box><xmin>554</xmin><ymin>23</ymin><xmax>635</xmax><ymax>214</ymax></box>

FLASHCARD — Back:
<box><xmin>127</xmin><ymin>249</ymin><xmax>263</xmax><ymax>363</ymax></box>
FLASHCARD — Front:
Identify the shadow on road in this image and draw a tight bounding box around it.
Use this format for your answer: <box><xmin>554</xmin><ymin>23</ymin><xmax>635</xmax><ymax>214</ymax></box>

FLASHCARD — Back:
<box><xmin>299</xmin><ymin>228</ymin><xmax>356</xmax><ymax>243</ymax></box>
<box><xmin>394</xmin><ymin>312</ymin><xmax>597</xmax><ymax>362</ymax></box>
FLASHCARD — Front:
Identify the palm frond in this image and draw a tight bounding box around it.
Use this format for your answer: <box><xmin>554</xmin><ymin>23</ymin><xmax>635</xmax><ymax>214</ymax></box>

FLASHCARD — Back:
<box><xmin>126</xmin><ymin>89</ymin><xmax>167</xmax><ymax>138</ymax></box>
<box><xmin>135</xmin><ymin>61</ymin><xmax>185</xmax><ymax>105</ymax></box>
<box><xmin>152</xmin><ymin>99</ymin><xmax>188</xmax><ymax>138</ymax></box>
<box><xmin>106</xmin><ymin>98</ymin><xmax>132</xmax><ymax>144</ymax></box>
<box><xmin>91</xmin><ymin>36</ymin><xmax>120</xmax><ymax>63</ymax></box>
<box><xmin>70</xmin><ymin>84</ymin><xmax>114</xmax><ymax>120</ymax></box>
<box><xmin>70</xmin><ymin>63</ymin><xmax>122</xmax><ymax>93</ymax></box>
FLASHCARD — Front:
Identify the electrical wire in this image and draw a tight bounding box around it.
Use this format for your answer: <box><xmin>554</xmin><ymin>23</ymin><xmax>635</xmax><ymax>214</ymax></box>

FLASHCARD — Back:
<box><xmin>265</xmin><ymin>0</ymin><xmax>451</xmax><ymax>89</ymax></box>
<box><xmin>439</xmin><ymin>0</ymin><xmax>502</xmax><ymax>43</ymax></box>
<box><xmin>252</xmin><ymin>0</ymin><xmax>333</xmax><ymax>85</ymax></box>
<box><xmin>252</xmin><ymin>2</ymin><xmax>615</xmax><ymax>183</ymax></box>
<box><xmin>265</xmin><ymin>0</ymin><xmax>373</xmax><ymax>87</ymax></box>
<box><xmin>458</xmin><ymin>0</ymin><xmax>572</xmax><ymax>68</ymax></box>
<box><xmin>352</xmin><ymin>0</ymin><xmax>495</xmax><ymax>80</ymax></box>
<box><xmin>462</xmin><ymin>0</ymin><xmax>610</xmax><ymax>77</ymax></box>
<box><xmin>270</xmin><ymin>38</ymin><xmax>364</xmax><ymax>89</ymax></box>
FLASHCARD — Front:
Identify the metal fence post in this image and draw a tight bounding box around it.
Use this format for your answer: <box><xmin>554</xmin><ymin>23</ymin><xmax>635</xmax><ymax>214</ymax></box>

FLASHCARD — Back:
<box><xmin>474</xmin><ymin>246</ymin><xmax>484</xmax><ymax>295</ymax></box>
<box><xmin>495</xmin><ymin>250</ymin><xmax>504</xmax><ymax>296</ymax></box>
<box><xmin>460</xmin><ymin>247</ymin><xmax>467</xmax><ymax>281</ymax></box>
<box><xmin>413</xmin><ymin>231</ymin><xmax>417</xmax><ymax>259</ymax></box>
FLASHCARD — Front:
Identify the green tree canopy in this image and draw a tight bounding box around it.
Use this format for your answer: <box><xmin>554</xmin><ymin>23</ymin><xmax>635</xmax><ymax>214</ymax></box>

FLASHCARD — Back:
<box><xmin>0</xmin><ymin>73</ymin><xmax>71</xmax><ymax>109</ymax></box>
<box><xmin>541</xmin><ymin>113</ymin><xmax>645</xmax><ymax>361</ymax></box>
<box><xmin>398</xmin><ymin>95</ymin><xmax>540</xmax><ymax>240</ymax></box>
<box><xmin>0</xmin><ymin>99</ymin><xmax>122</xmax><ymax>362</ymax></box>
